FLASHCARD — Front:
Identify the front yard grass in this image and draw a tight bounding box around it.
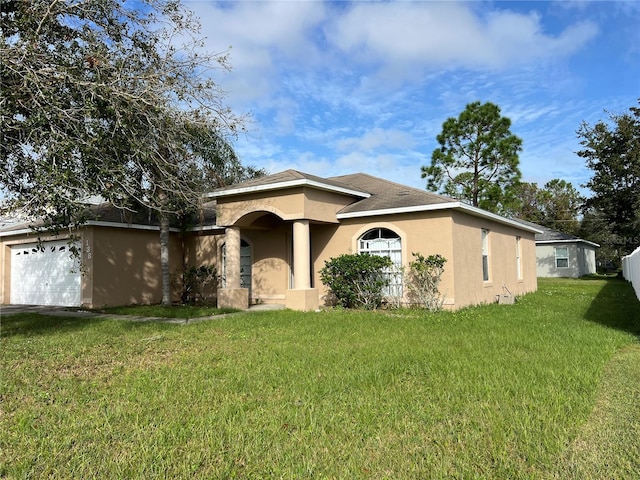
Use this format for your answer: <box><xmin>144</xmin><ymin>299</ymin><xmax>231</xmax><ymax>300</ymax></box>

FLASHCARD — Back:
<box><xmin>92</xmin><ymin>304</ymin><xmax>237</xmax><ymax>319</ymax></box>
<box><xmin>1</xmin><ymin>277</ymin><xmax>639</xmax><ymax>478</ymax></box>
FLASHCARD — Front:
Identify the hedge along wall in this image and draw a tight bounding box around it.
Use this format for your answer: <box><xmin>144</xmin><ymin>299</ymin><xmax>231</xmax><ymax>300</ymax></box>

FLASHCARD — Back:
<box><xmin>622</xmin><ymin>245</ymin><xmax>640</xmax><ymax>301</ymax></box>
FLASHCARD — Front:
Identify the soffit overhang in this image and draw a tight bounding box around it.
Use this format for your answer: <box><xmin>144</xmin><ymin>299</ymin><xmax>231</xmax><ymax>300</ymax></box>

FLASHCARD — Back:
<box><xmin>337</xmin><ymin>201</ymin><xmax>544</xmax><ymax>234</ymax></box>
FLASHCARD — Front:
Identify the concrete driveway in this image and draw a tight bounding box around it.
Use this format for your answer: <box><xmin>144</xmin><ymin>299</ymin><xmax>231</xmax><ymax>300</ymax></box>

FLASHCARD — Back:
<box><xmin>0</xmin><ymin>305</ymin><xmax>96</xmax><ymax>317</ymax></box>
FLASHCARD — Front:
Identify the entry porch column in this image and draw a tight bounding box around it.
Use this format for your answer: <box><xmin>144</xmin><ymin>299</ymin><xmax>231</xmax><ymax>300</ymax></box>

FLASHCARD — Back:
<box><xmin>286</xmin><ymin>219</ymin><xmax>319</xmax><ymax>311</ymax></box>
<box><xmin>217</xmin><ymin>226</ymin><xmax>249</xmax><ymax>310</ymax></box>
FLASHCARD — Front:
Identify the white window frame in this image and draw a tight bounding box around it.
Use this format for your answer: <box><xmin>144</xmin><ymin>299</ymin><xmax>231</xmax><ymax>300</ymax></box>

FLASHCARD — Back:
<box><xmin>358</xmin><ymin>227</ymin><xmax>402</xmax><ymax>297</ymax></box>
<box><xmin>482</xmin><ymin>229</ymin><xmax>490</xmax><ymax>282</ymax></box>
<box><xmin>555</xmin><ymin>247</ymin><xmax>569</xmax><ymax>269</ymax></box>
<box><xmin>516</xmin><ymin>236</ymin><xmax>522</xmax><ymax>280</ymax></box>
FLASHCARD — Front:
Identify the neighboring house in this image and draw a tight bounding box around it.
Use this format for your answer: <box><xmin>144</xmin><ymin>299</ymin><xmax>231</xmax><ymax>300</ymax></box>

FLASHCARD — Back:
<box><xmin>0</xmin><ymin>169</ymin><xmax>541</xmax><ymax>310</ymax></box>
<box><xmin>518</xmin><ymin>220</ymin><xmax>599</xmax><ymax>278</ymax></box>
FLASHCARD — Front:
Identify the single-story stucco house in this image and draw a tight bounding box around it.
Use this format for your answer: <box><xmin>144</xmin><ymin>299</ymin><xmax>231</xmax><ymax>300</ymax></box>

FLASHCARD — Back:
<box><xmin>517</xmin><ymin>220</ymin><xmax>599</xmax><ymax>278</ymax></box>
<box><xmin>0</xmin><ymin>169</ymin><xmax>542</xmax><ymax>310</ymax></box>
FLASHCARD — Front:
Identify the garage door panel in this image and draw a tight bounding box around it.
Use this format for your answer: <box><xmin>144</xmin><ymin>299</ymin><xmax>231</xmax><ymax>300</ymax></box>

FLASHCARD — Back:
<box><xmin>11</xmin><ymin>241</ymin><xmax>81</xmax><ymax>306</ymax></box>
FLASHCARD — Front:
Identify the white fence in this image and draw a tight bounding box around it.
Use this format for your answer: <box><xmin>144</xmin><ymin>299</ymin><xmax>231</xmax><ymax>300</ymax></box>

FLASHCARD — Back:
<box><xmin>622</xmin><ymin>246</ymin><xmax>640</xmax><ymax>301</ymax></box>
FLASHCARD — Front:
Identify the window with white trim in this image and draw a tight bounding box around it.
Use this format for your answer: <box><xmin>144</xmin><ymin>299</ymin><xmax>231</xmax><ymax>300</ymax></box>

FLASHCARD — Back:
<box><xmin>555</xmin><ymin>247</ymin><xmax>569</xmax><ymax>268</ymax></box>
<box><xmin>358</xmin><ymin>228</ymin><xmax>402</xmax><ymax>297</ymax></box>
<box><xmin>482</xmin><ymin>229</ymin><xmax>490</xmax><ymax>281</ymax></box>
<box><xmin>516</xmin><ymin>236</ymin><xmax>522</xmax><ymax>279</ymax></box>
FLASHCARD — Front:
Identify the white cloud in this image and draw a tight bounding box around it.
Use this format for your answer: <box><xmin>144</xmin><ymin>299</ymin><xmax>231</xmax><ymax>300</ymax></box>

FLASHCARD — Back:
<box><xmin>336</xmin><ymin>128</ymin><xmax>415</xmax><ymax>152</ymax></box>
<box><xmin>324</xmin><ymin>2</ymin><xmax>598</xmax><ymax>75</ymax></box>
<box><xmin>185</xmin><ymin>0</ymin><xmax>327</xmax><ymax>105</ymax></box>
<box><xmin>178</xmin><ymin>1</ymin><xmax>629</xmax><ymax>198</ymax></box>
<box><xmin>187</xmin><ymin>1</ymin><xmax>598</xmax><ymax>106</ymax></box>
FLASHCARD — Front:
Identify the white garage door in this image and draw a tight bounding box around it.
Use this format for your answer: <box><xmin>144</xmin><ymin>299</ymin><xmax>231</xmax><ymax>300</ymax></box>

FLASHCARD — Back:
<box><xmin>10</xmin><ymin>240</ymin><xmax>82</xmax><ymax>306</ymax></box>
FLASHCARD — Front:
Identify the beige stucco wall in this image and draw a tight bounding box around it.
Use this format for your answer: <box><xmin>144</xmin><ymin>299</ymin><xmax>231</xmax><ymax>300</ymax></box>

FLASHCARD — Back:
<box><xmin>310</xmin><ymin>212</ymin><xmax>457</xmax><ymax>306</ymax></box>
<box><xmin>189</xmin><ymin>187</ymin><xmax>539</xmax><ymax>311</ymax></box>
<box><xmin>309</xmin><ymin>211</ymin><xmax>536</xmax><ymax>310</ymax></box>
<box><xmin>1</xmin><ymin>214</ymin><xmax>538</xmax><ymax>311</ymax></box>
<box><xmin>1</xmin><ymin>226</ymin><xmax>185</xmax><ymax>308</ymax></box>
<box><xmin>215</xmin><ymin>187</ymin><xmax>353</xmax><ymax>226</ymax></box>
<box><xmin>89</xmin><ymin>226</ymin><xmax>183</xmax><ymax>307</ymax></box>
<box><xmin>185</xmin><ymin>224</ymin><xmax>293</xmax><ymax>305</ymax></box>
<box><xmin>451</xmin><ymin>212</ymin><xmax>537</xmax><ymax>308</ymax></box>
<box><xmin>244</xmin><ymin>226</ymin><xmax>291</xmax><ymax>303</ymax></box>
<box><xmin>183</xmin><ymin>231</ymin><xmax>223</xmax><ymax>303</ymax></box>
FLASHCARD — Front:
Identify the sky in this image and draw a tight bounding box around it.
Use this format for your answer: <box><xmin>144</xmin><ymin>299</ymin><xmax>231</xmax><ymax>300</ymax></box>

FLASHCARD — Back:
<box><xmin>184</xmin><ymin>0</ymin><xmax>640</xmax><ymax>196</ymax></box>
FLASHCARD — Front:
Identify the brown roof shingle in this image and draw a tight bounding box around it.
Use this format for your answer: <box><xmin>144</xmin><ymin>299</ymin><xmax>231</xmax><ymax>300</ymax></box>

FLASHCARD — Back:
<box><xmin>210</xmin><ymin>169</ymin><xmax>368</xmax><ymax>197</ymax></box>
<box><xmin>328</xmin><ymin>173</ymin><xmax>455</xmax><ymax>214</ymax></box>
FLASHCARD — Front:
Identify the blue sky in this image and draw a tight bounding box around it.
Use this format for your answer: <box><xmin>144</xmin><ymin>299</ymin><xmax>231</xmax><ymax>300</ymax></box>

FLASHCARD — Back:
<box><xmin>185</xmin><ymin>0</ymin><xmax>640</xmax><ymax>195</ymax></box>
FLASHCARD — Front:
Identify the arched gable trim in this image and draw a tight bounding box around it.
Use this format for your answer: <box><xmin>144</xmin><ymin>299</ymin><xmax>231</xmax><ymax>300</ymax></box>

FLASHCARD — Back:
<box><xmin>226</xmin><ymin>205</ymin><xmax>290</xmax><ymax>226</ymax></box>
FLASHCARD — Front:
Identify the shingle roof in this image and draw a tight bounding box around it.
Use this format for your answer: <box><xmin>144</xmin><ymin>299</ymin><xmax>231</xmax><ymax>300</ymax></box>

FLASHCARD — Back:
<box><xmin>0</xmin><ymin>202</ymin><xmax>220</xmax><ymax>235</ymax></box>
<box><xmin>210</xmin><ymin>169</ymin><xmax>369</xmax><ymax>198</ymax></box>
<box><xmin>515</xmin><ymin>219</ymin><xmax>599</xmax><ymax>246</ymax></box>
<box><xmin>208</xmin><ymin>169</ymin><xmax>541</xmax><ymax>233</ymax></box>
<box><xmin>328</xmin><ymin>173</ymin><xmax>455</xmax><ymax>214</ymax></box>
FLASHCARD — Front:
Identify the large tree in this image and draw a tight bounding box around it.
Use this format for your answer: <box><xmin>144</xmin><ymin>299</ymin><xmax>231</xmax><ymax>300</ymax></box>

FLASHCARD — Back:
<box><xmin>511</xmin><ymin>179</ymin><xmax>583</xmax><ymax>235</ymax></box>
<box><xmin>422</xmin><ymin>101</ymin><xmax>522</xmax><ymax>214</ymax></box>
<box><xmin>578</xmin><ymin>207</ymin><xmax>621</xmax><ymax>270</ymax></box>
<box><xmin>1</xmin><ymin>0</ymin><xmax>248</xmax><ymax>304</ymax></box>
<box><xmin>577</xmin><ymin>101</ymin><xmax>640</xmax><ymax>256</ymax></box>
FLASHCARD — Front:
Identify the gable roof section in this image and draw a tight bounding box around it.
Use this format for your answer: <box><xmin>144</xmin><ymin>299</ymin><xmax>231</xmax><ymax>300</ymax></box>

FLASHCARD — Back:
<box><xmin>209</xmin><ymin>169</ymin><xmax>370</xmax><ymax>199</ymax></box>
<box><xmin>329</xmin><ymin>173</ymin><xmax>453</xmax><ymax>213</ymax></box>
<box><xmin>331</xmin><ymin>173</ymin><xmax>541</xmax><ymax>233</ymax></box>
<box><xmin>515</xmin><ymin>219</ymin><xmax>599</xmax><ymax>247</ymax></box>
<box><xmin>207</xmin><ymin>169</ymin><xmax>541</xmax><ymax>234</ymax></box>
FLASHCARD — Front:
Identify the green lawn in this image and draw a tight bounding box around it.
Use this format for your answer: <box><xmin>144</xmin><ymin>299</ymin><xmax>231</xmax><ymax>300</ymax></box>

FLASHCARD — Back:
<box><xmin>92</xmin><ymin>304</ymin><xmax>237</xmax><ymax>319</ymax></box>
<box><xmin>2</xmin><ymin>278</ymin><xmax>639</xmax><ymax>479</ymax></box>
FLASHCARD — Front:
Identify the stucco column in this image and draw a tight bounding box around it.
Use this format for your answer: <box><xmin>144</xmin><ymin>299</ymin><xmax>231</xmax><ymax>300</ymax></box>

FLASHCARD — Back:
<box><xmin>217</xmin><ymin>226</ymin><xmax>248</xmax><ymax>310</ymax></box>
<box><xmin>225</xmin><ymin>227</ymin><xmax>241</xmax><ymax>289</ymax></box>
<box><xmin>292</xmin><ymin>219</ymin><xmax>311</xmax><ymax>289</ymax></box>
<box><xmin>286</xmin><ymin>219</ymin><xmax>319</xmax><ymax>311</ymax></box>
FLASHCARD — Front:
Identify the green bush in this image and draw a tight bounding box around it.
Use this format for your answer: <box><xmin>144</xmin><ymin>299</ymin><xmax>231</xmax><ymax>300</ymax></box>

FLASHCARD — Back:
<box><xmin>181</xmin><ymin>265</ymin><xmax>218</xmax><ymax>304</ymax></box>
<box><xmin>319</xmin><ymin>253</ymin><xmax>392</xmax><ymax>309</ymax></box>
<box><xmin>406</xmin><ymin>253</ymin><xmax>447</xmax><ymax>311</ymax></box>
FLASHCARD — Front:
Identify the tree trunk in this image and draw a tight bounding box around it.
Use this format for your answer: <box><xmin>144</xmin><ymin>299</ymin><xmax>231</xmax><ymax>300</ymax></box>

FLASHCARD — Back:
<box><xmin>160</xmin><ymin>212</ymin><xmax>171</xmax><ymax>306</ymax></box>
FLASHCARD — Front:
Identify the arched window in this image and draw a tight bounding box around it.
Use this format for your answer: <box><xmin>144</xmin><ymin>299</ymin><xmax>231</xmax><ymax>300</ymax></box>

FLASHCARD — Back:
<box><xmin>358</xmin><ymin>228</ymin><xmax>402</xmax><ymax>297</ymax></box>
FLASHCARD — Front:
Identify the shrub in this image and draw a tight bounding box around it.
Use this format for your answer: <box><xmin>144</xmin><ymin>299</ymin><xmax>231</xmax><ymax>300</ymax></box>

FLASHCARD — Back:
<box><xmin>320</xmin><ymin>253</ymin><xmax>393</xmax><ymax>309</ymax></box>
<box><xmin>383</xmin><ymin>262</ymin><xmax>406</xmax><ymax>309</ymax></box>
<box><xmin>182</xmin><ymin>265</ymin><xmax>218</xmax><ymax>304</ymax></box>
<box><xmin>406</xmin><ymin>253</ymin><xmax>447</xmax><ymax>311</ymax></box>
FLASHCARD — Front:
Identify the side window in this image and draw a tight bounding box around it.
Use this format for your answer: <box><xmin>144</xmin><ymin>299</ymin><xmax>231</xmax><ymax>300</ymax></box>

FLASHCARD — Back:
<box><xmin>482</xmin><ymin>229</ymin><xmax>490</xmax><ymax>281</ymax></box>
<box><xmin>555</xmin><ymin>247</ymin><xmax>569</xmax><ymax>268</ymax></box>
<box><xmin>516</xmin><ymin>236</ymin><xmax>522</xmax><ymax>279</ymax></box>
<box><xmin>358</xmin><ymin>228</ymin><xmax>402</xmax><ymax>296</ymax></box>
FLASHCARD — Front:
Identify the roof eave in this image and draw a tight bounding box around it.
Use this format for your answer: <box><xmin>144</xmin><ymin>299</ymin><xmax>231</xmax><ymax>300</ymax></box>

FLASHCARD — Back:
<box><xmin>536</xmin><ymin>239</ymin><xmax>600</xmax><ymax>248</ymax></box>
<box><xmin>454</xmin><ymin>203</ymin><xmax>544</xmax><ymax>233</ymax></box>
<box><xmin>0</xmin><ymin>220</ymin><xmax>195</xmax><ymax>237</ymax></box>
<box><xmin>208</xmin><ymin>179</ymin><xmax>371</xmax><ymax>199</ymax></box>
<box><xmin>337</xmin><ymin>201</ymin><xmax>543</xmax><ymax>234</ymax></box>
